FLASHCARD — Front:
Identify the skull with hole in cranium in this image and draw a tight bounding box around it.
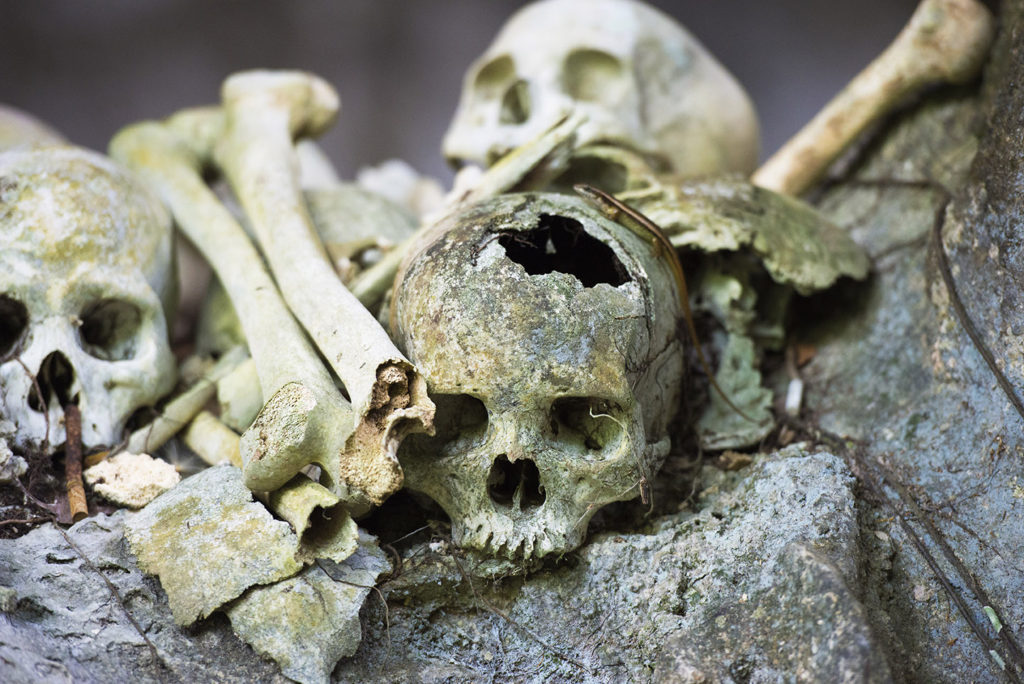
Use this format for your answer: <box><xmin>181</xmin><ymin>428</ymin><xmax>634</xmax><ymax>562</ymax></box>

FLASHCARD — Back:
<box><xmin>443</xmin><ymin>0</ymin><xmax>759</xmax><ymax>177</ymax></box>
<box><xmin>0</xmin><ymin>145</ymin><xmax>176</xmax><ymax>453</ymax></box>
<box><xmin>392</xmin><ymin>193</ymin><xmax>682</xmax><ymax>573</ymax></box>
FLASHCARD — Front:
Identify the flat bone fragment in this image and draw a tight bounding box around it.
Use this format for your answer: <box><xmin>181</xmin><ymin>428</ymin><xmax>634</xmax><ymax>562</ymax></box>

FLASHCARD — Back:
<box><xmin>124</xmin><ymin>465</ymin><xmax>304</xmax><ymax>626</ymax></box>
<box><xmin>84</xmin><ymin>451</ymin><xmax>180</xmax><ymax>508</ymax></box>
<box><xmin>620</xmin><ymin>175</ymin><xmax>870</xmax><ymax>294</ymax></box>
<box><xmin>214</xmin><ymin>71</ymin><xmax>434</xmax><ymax>503</ymax></box>
<box><xmin>110</xmin><ymin>123</ymin><xmax>362</xmax><ymax>502</ymax></box>
<box><xmin>225</xmin><ymin>529</ymin><xmax>389</xmax><ymax>684</ymax></box>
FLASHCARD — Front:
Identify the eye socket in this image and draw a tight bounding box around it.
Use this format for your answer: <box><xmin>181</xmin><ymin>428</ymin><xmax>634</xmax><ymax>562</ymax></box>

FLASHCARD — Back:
<box><xmin>499</xmin><ymin>79</ymin><xmax>531</xmax><ymax>125</ymax></box>
<box><xmin>79</xmin><ymin>299</ymin><xmax>143</xmax><ymax>361</ymax></box>
<box><xmin>472</xmin><ymin>55</ymin><xmax>516</xmax><ymax>94</ymax></box>
<box><xmin>401</xmin><ymin>393</ymin><xmax>489</xmax><ymax>456</ymax></box>
<box><xmin>562</xmin><ymin>48</ymin><xmax>628</xmax><ymax>105</ymax></box>
<box><xmin>0</xmin><ymin>294</ymin><xmax>29</xmax><ymax>362</ymax></box>
<box><xmin>549</xmin><ymin>397</ymin><xmax>626</xmax><ymax>454</ymax></box>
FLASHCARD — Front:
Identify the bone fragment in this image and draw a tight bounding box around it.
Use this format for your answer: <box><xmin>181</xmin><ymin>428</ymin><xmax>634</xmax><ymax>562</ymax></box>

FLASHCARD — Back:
<box><xmin>183</xmin><ymin>410</ymin><xmax>243</xmax><ymax>468</ymax></box>
<box><xmin>110</xmin><ymin>123</ymin><xmax>364</xmax><ymax>502</ymax></box>
<box><xmin>123</xmin><ymin>345</ymin><xmax>248</xmax><ymax>456</ymax></box>
<box><xmin>752</xmin><ymin>0</ymin><xmax>994</xmax><ymax>196</ymax></box>
<box><xmin>84</xmin><ymin>451</ymin><xmax>180</xmax><ymax>508</ymax></box>
<box><xmin>216</xmin><ymin>357</ymin><xmax>263</xmax><ymax>433</ymax></box>
<box><xmin>214</xmin><ymin>71</ymin><xmax>434</xmax><ymax>504</ymax></box>
<box><xmin>181</xmin><ymin>411</ymin><xmax>367</xmax><ymax>532</ymax></box>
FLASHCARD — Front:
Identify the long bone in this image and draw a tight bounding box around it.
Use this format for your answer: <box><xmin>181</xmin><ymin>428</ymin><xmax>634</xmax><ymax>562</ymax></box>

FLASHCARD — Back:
<box><xmin>110</xmin><ymin>122</ymin><xmax>388</xmax><ymax>507</ymax></box>
<box><xmin>752</xmin><ymin>0</ymin><xmax>994</xmax><ymax>196</ymax></box>
<box><xmin>212</xmin><ymin>72</ymin><xmax>433</xmax><ymax>504</ymax></box>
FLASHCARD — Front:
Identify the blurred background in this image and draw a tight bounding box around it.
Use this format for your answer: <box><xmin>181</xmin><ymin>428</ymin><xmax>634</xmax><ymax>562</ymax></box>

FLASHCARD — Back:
<box><xmin>0</xmin><ymin>0</ymin><xmax>916</xmax><ymax>185</ymax></box>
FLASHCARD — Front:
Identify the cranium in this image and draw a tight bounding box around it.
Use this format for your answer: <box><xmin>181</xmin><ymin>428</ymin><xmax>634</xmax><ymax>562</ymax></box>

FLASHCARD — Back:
<box><xmin>443</xmin><ymin>0</ymin><xmax>759</xmax><ymax>176</ymax></box>
<box><xmin>0</xmin><ymin>145</ymin><xmax>176</xmax><ymax>453</ymax></box>
<box><xmin>392</xmin><ymin>193</ymin><xmax>683</xmax><ymax>571</ymax></box>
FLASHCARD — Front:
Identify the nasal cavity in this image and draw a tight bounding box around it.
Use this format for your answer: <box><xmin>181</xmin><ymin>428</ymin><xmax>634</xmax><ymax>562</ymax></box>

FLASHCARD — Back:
<box><xmin>498</xmin><ymin>214</ymin><xmax>630</xmax><ymax>288</ymax></box>
<box><xmin>27</xmin><ymin>351</ymin><xmax>76</xmax><ymax>412</ymax></box>
<box><xmin>487</xmin><ymin>454</ymin><xmax>545</xmax><ymax>510</ymax></box>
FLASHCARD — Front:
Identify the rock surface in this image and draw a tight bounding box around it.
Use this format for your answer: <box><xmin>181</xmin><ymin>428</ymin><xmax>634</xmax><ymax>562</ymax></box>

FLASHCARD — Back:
<box><xmin>0</xmin><ymin>512</ymin><xmax>282</xmax><ymax>682</ymax></box>
<box><xmin>799</xmin><ymin>10</ymin><xmax>1024</xmax><ymax>678</ymax></box>
<box><xmin>336</xmin><ymin>445</ymin><xmax>887</xmax><ymax>682</ymax></box>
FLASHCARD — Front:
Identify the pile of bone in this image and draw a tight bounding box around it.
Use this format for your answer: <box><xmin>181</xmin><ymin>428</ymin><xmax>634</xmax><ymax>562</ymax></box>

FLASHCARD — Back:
<box><xmin>0</xmin><ymin>0</ymin><xmax>993</xmax><ymax>641</ymax></box>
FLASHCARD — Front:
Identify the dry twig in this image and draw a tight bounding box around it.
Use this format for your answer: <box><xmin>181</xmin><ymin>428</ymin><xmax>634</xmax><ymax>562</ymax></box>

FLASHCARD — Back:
<box><xmin>63</xmin><ymin>404</ymin><xmax>88</xmax><ymax>523</ymax></box>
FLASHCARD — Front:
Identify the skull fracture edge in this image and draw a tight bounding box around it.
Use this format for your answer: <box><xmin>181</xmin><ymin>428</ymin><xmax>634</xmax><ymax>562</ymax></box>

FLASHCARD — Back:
<box><xmin>392</xmin><ymin>193</ymin><xmax>683</xmax><ymax>570</ymax></box>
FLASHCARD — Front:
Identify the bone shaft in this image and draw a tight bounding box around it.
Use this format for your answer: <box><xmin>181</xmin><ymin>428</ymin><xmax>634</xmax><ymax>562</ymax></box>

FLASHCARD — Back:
<box><xmin>125</xmin><ymin>346</ymin><xmax>248</xmax><ymax>455</ymax></box>
<box><xmin>218</xmin><ymin>109</ymin><xmax>409</xmax><ymax>412</ymax></box>
<box><xmin>182</xmin><ymin>410</ymin><xmax>242</xmax><ymax>468</ymax></box>
<box><xmin>110</xmin><ymin>125</ymin><xmax>342</xmax><ymax>405</ymax></box>
<box><xmin>216</xmin><ymin>357</ymin><xmax>263</xmax><ymax>433</ymax></box>
<box><xmin>753</xmin><ymin>0</ymin><xmax>993</xmax><ymax>196</ymax></box>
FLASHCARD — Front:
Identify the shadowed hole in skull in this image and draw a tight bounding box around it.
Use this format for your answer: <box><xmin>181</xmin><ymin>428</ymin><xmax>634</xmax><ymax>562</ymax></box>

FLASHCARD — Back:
<box><xmin>500</xmin><ymin>80</ymin><xmax>531</xmax><ymax>126</ymax></box>
<box><xmin>79</xmin><ymin>299</ymin><xmax>144</xmax><ymax>361</ymax></box>
<box><xmin>549</xmin><ymin>396</ymin><xmax>626</xmax><ymax>453</ymax></box>
<box><xmin>0</xmin><ymin>294</ymin><xmax>29</xmax><ymax>361</ymax></box>
<box><xmin>393</xmin><ymin>193</ymin><xmax>683</xmax><ymax>571</ymax></box>
<box><xmin>497</xmin><ymin>213</ymin><xmax>630</xmax><ymax>287</ymax></box>
<box><xmin>26</xmin><ymin>351</ymin><xmax>76</xmax><ymax>413</ymax></box>
<box><xmin>488</xmin><ymin>455</ymin><xmax>545</xmax><ymax>510</ymax></box>
<box><xmin>562</xmin><ymin>48</ymin><xmax>629</xmax><ymax>106</ymax></box>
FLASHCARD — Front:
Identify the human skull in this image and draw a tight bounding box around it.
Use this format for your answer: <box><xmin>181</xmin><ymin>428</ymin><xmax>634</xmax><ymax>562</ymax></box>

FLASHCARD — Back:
<box><xmin>392</xmin><ymin>193</ymin><xmax>683</xmax><ymax>569</ymax></box>
<box><xmin>443</xmin><ymin>0</ymin><xmax>759</xmax><ymax>177</ymax></box>
<box><xmin>0</xmin><ymin>145</ymin><xmax>176</xmax><ymax>453</ymax></box>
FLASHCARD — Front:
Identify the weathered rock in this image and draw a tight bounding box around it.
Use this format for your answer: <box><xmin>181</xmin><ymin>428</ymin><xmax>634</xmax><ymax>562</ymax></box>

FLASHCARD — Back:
<box><xmin>0</xmin><ymin>512</ymin><xmax>281</xmax><ymax>682</ymax></box>
<box><xmin>802</xmin><ymin>18</ymin><xmax>1024</xmax><ymax>679</ymax></box>
<box><xmin>335</xmin><ymin>445</ymin><xmax>888</xmax><ymax>682</ymax></box>
<box><xmin>0</xmin><ymin>445</ymin><xmax>882</xmax><ymax>682</ymax></box>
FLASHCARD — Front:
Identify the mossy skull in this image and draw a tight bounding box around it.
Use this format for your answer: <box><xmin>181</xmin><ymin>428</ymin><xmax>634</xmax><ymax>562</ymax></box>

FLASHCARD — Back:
<box><xmin>0</xmin><ymin>146</ymin><xmax>176</xmax><ymax>453</ymax></box>
<box><xmin>392</xmin><ymin>193</ymin><xmax>682</xmax><ymax>569</ymax></box>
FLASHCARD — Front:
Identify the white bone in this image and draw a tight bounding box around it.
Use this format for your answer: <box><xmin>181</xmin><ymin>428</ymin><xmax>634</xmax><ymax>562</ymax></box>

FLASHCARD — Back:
<box><xmin>753</xmin><ymin>0</ymin><xmax>994</xmax><ymax>196</ymax></box>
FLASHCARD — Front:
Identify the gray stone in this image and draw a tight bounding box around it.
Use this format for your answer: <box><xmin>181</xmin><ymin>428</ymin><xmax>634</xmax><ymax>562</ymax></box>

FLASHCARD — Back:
<box><xmin>335</xmin><ymin>445</ymin><xmax>889</xmax><ymax>682</ymax></box>
<box><xmin>798</xmin><ymin>14</ymin><xmax>1024</xmax><ymax>680</ymax></box>
<box><xmin>0</xmin><ymin>511</ymin><xmax>282</xmax><ymax>682</ymax></box>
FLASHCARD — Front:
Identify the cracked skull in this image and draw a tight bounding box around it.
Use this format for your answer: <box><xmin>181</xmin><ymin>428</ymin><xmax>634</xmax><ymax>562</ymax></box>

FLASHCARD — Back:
<box><xmin>0</xmin><ymin>145</ymin><xmax>176</xmax><ymax>453</ymax></box>
<box><xmin>443</xmin><ymin>0</ymin><xmax>759</xmax><ymax>176</ymax></box>
<box><xmin>392</xmin><ymin>193</ymin><xmax>683</xmax><ymax>565</ymax></box>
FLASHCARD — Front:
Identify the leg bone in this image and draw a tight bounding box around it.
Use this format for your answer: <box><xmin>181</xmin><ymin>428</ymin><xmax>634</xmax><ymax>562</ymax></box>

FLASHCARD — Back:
<box><xmin>752</xmin><ymin>0</ymin><xmax>994</xmax><ymax>196</ymax></box>
<box><xmin>110</xmin><ymin>123</ymin><xmax>365</xmax><ymax>503</ymax></box>
<box><xmin>214</xmin><ymin>71</ymin><xmax>434</xmax><ymax>504</ymax></box>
